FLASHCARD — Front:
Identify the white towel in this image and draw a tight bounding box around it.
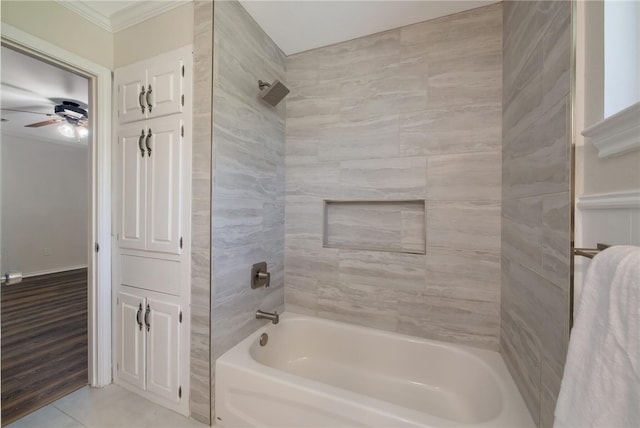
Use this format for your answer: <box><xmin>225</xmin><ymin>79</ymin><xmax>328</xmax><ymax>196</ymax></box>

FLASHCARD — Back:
<box><xmin>554</xmin><ymin>245</ymin><xmax>640</xmax><ymax>428</ymax></box>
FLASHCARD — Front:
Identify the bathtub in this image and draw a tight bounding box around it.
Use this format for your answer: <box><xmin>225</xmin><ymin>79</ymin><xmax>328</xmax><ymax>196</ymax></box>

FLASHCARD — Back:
<box><xmin>215</xmin><ymin>313</ymin><xmax>534</xmax><ymax>427</ymax></box>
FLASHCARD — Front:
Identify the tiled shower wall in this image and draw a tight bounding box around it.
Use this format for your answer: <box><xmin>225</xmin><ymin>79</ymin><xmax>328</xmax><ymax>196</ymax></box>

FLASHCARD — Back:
<box><xmin>210</xmin><ymin>0</ymin><xmax>286</xmax><ymax>403</ymax></box>
<box><xmin>190</xmin><ymin>0</ymin><xmax>213</xmax><ymax>423</ymax></box>
<box><xmin>284</xmin><ymin>3</ymin><xmax>503</xmax><ymax>350</ymax></box>
<box><xmin>501</xmin><ymin>1</ymin><xmax>572</xmax><ymax>427</ymax></box>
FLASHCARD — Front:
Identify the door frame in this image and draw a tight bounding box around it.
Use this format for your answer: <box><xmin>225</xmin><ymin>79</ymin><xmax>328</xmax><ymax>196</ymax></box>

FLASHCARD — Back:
<box><xmin>1</xmin><ymin>24</ymin><xmax>112</xmax><ymax>387</ymax></box>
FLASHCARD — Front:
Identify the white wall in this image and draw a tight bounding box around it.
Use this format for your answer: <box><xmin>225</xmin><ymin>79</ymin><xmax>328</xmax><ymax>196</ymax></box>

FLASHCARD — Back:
<box><xmin>1</xmin><ymin>0</ymin><xmax>114</xmax><ymax>69</ymax></box>
<box><xmin>1</xmin><ymin>134</ymin><xmax>89</xmax><ymax>276</ymax></box>
<box><xmin>113</xmin><ymin>2</ymin><xmax>194</xmax><ymax>68</ymax></box>
<box><xmin>574</xmin><ymin>0</ymin><xmax>640</xmax><ymax>305</ymax></box>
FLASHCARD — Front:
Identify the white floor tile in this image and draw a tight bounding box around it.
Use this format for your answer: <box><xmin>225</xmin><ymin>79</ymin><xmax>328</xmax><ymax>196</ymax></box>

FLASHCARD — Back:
<box><xmin>6</xmin><ymin>404</ymin><xmax>84</xmax><ymax>428</ymax></box>
<box><xmin>7</xmin><ymin>385</ymin><xmax>207</xmax><ymax>428</ymax></box>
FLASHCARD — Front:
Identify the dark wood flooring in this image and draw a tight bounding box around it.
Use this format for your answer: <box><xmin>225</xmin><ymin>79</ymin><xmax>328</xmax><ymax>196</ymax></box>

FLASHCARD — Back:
<box><xmin>1</xmin><ymin>268</ymin><xmax>88</xmax><ymax>426</ymax></box>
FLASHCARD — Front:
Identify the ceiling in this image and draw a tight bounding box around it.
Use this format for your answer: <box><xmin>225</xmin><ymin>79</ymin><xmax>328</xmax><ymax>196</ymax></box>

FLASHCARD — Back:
<box><xmin>55</xmin><ymin>0</ymin><xmax>497</xmax><ymax>55</ymax></box>
<box><xmin>0</xmin><ymin>46</ymin><xmax>89</xmax><ymax>145</ymax></box>
<box><xmin>238</xmin><ymin>0</ymin><xmax>498</xmax><ymax>55</ymax></box>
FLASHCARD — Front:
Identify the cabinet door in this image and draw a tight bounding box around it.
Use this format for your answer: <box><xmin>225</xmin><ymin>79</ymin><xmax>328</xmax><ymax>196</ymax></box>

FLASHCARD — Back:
<box><xmin>118</xmin><ymin>124</ymin><xmax>147</xmax><ymax>251</ymax></box>
<box><xmin>146</xmin><ymin>59</ymin><xmax>183</xmax><ymax>119</ymax></box>
<box><xmin>145</xmin><ymin>117</ymin><xmax>182</xmax><ymax>254</ymax></box>
<box><xmin>116</xmin><ymin>65</ymin><xmax>147</xmax><ymax>124</ymax></box>
<box><xmin>117</xmin><ymin>291</ymin><xmax>146</xmax><ymax>390</ymax></box>
<box><xmin>146</xmin><ymin>297</ymin><xmax>180</xmax><ymax>403</ymax></box>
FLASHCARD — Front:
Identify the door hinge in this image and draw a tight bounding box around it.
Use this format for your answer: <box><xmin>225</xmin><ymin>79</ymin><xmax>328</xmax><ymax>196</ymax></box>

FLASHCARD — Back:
<box><xmin>181</xmin><ymin>126</ymin><xmax>184</xmax><ymax>137</ymax></box>
<box><xmin>95</xmin><ymin>242</ymin><xmax>100</xmax><ymax>253</ymax></box>
<box><xmin>178</xmin><ymin>386</ymin><xmax>182</xmax><ymax>399</ymax></box>
<box><xmin>181</xmin><ymin>94</ymin><xmax>184</xmax><ymax>106</ymax></box>
<box><xmin>179</xmin><ymin>311</ymin><xmax>182</xmax><ymax>323</ymax></box>
<box><xmin>179</xmin><ymin>237</ymin><xmax>183</xmax><ymax>249</ymax></box>
<box><xmin>181</xmin><ymin>65</ymin><xmax>185</xmax><ymax>77</ymax></box>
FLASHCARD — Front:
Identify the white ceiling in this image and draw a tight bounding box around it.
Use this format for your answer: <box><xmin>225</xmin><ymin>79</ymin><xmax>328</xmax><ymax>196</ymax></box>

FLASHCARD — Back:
<box><xmin>239</xmin><ymin>0</ymin><xmax>498</xmax><ymax>55</ymax></box>
<box><xmin>0</xmin><ymin>46</ymin><xmax>89</xmax><ymax>145</ymax></box>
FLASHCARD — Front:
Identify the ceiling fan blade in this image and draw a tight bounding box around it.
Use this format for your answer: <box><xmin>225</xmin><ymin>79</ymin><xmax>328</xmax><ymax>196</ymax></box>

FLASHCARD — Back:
<box><xmin>25</xmin><ymin>118</ymin><xmax>62</xmax><ymax>128</ymax></box>
<box><xmin>1</xmin><ymin>108</ymin><xmax>55</xmax><ymax>116</ymax></box>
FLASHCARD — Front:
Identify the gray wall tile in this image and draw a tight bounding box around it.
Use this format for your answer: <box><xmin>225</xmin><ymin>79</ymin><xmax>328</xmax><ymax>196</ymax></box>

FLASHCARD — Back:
<box><xmin>501</xmin><ymin>1</ymin><xmax>572</xmax><ymax>425</ymax></box>
<box><xmin>426</xmin><ymin>201</ymin><xmax>501</xmax><ymax>252</ymax></box>
<box><xmin>285</xmin><ymin>4</ymin><xmax>503</xmax><ymax>349</ymax></box>
<box><xmin>427</xmin><ymin>152</ymin><xmax>501</xmax><ymax>201</ymax></box>
<box><xmin>190</xmin><ymin>0</ymin><xmax>213</xmax><ymax>423</ymax></box>
<box><xmin>209</xmin><ymin>0</ymin><xmax>287</xmax><ymax>419</ymax></box>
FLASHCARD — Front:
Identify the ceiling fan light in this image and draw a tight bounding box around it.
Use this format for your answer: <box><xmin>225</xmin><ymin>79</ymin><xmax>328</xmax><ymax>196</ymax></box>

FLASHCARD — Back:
<box><xmin>77</xmin><ymin>127</ymin><xmax>89</xmax><ymax>138</ymax></box>
<box><xmin>58</xmin><ymin>123</ymin><xmax>75</xmax><ymax>138</ymax></box>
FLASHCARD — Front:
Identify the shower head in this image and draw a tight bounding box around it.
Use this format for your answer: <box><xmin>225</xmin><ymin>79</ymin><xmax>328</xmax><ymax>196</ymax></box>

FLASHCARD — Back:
<box><xmin>258</xmin><ymin>79</ymin><xmax>290</xmax><ymax>107</ymax></box>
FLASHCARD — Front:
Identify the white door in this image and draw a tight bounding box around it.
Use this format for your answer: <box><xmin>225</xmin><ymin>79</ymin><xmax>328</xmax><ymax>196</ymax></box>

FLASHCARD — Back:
<box><xmin>116</xmin><ymin>65</ymin><xmax>147</xmax><ymax>124</ymax></box>
<box><xmin>145</xmin><ymin>116</ymin><xmax>182</xmax><ymax>254</ymax></box>
<box><xmin>118</xmin><ymin>123</ymin><xmax>147</xmax><ymax>251</ymax></box>
<box><xmin>146</xmin><ymin>297</ymin><xmax>180</xmax><ymax>403</ymax></box>
<box><xmin>146</xmin><ymin>59</ymin><xmax>183</xmax><ymax>119</ymax></box>
<box><xmin>117</xmin><ymin>291</ymin><xmax>146</xmax><ymax>390</ymax></box>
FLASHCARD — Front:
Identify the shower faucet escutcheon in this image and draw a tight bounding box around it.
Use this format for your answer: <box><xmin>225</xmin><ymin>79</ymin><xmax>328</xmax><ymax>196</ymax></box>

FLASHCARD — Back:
<box><xmin>251</xmin><ymin>262</ymin><xmax>271</xmax><ymax>288</ymax></box>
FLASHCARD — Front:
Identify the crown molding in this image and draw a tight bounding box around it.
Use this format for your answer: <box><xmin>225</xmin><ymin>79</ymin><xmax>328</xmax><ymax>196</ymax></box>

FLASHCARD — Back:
<box><xmin>582</xmin><ymin>102</ymin><xmax>640</xmax><ymax>159</ymax></box>
<box><xmin>577</xmin><ymin>190</ymin><xmax>640</xmax><ymax>210</ymax></box>
<box><xmin>56</xmin><ymin>0</ymin><xmax>112</xmax><ymax>32</ymax></box>
<box><xmin>55</xmin><ymin>1</ymin><xmax>190</xmax><ymax>33</ymax></box>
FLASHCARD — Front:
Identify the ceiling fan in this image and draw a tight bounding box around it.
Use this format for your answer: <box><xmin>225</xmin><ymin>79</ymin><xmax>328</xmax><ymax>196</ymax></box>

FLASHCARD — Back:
<box><xmin>2</xmin><ymin>100</ymin><xmax>89</xmax><ymax>128</ymax></box>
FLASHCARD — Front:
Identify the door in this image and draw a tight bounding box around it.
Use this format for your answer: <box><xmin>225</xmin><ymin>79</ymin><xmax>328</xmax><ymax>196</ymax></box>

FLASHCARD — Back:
<box><xmin>146</xmin><ymin>59</ymin><xmax>183</xmax><ymax>119</ymax></box>
<box><xmin>116</xmin><ymin>291</ymin><xmax>146</xmax><ymax>390</ymax></box>
<box><xmin>1</xmin><ymin>45</ymin><xmax>90</xmax><ymax>425</ymax></box>
<box><xmin>146</xmin><ymin>297</ymin><xmax>181</xmax><ymax>403</ymax></box>
<box><xmin>118</xmin><ymin>118</ymin><xmax>182</xmax><ymax>254</ymax></box>
<box><xmin>118</xmin><ymin>123</ymin><xmax>147</xmax><ymax>251</ymax></box>
<box><xmin>117</xmin><ymin>64</ymin><xmax>147</xmax><ymax>124</ymax></box>
<box><xmin>145</xmin><ymin>116</ymin><xmax>183</xmax><ymax>254</ymax></box>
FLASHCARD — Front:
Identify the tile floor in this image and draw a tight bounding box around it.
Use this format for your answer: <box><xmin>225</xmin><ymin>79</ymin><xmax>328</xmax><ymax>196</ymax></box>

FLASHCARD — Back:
<box><xmin>6</xmin><ymin>384</ymin><xmax>208</xmax><ymax>428</ymax></box>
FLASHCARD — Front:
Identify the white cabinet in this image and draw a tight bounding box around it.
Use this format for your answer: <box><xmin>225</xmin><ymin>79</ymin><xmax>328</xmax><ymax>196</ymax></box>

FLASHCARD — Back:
<box><xmin>116</xmin><ymin>289</ymin><xmax>182</xmax><ymax>405</ymax></box>
<box><xmin>113</xmin><ymin>45</ymin><xmax>191</xmax><ymax>417</ymax></box>
<box><xmin>117</xmin><ymin>116</ymin><xmax>183</xmax><ymax>255</ymax></box>
<box><xmin>117</xmin><ymin>54</ymin><xmax>185</xmax><ymax>124</ymax></box>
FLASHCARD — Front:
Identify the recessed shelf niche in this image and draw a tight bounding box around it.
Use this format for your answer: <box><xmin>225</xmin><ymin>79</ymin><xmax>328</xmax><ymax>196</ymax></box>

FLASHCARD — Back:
<box><xmin>323</xmin><ymin>200</ymin><xmax>426</xmax><ymax>254</ymax></box>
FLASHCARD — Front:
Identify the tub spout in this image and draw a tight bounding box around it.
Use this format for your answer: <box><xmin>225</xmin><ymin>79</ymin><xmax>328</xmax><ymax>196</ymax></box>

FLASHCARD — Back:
<box><xmin>256</xmin><ymin>309</ymin><xmax>279</xmax><ymax>324</ymax></box>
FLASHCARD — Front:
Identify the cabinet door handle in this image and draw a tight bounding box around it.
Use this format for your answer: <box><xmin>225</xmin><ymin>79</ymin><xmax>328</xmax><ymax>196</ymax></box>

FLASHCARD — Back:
<box><xmin>144</xmin><ymin>304</ymin><xmax>151</xmax><ymax>332</ymax></box>
<box><xmin>139</xmin><ymin>87</ymin><xmax>146</xmax><ymax>114</ymax></box>
<box><xmin>145</xmin><ymin>129</ymin><xmax>152</xmax><ymax>157</ymax></box>
<box><xmin>146</xmin><ymin>85</ymin><xmax>153</xmax><ymax>113</ymax></box>
<box><xmin>136</xmin><ymin>303</ymin><xmax>143</xmax><ymax>331</ymax></box>
<box><xmin>138</xmin><ymin>130</ymin><xmax>146</xmax><ymax>157</ymax></box>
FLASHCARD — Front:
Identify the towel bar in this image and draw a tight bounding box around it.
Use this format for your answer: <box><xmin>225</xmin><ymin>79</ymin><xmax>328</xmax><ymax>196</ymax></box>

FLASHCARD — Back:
<box><xmin>573</xmin><ymin>243</ymin><xmax>611</xmax><ymax>259</ymax></box>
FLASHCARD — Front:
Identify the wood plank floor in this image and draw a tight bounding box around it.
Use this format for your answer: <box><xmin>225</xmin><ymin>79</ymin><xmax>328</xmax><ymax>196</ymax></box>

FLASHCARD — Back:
<box><xmin>1</xmin><ymin>268</ymin><xmax>88</xmax><ymax>426</ymax></box>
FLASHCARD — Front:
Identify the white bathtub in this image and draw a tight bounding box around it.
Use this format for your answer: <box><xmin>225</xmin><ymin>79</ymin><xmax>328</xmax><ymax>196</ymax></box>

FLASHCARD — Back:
<box><xmin>215</xmin><ymin>313</ymin><xmax>534</xmax><ymax>427</ymax></box>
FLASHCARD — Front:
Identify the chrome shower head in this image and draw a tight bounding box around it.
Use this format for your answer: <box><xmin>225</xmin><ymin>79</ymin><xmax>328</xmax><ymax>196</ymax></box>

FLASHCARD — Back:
<box><xmin>258</xmin><ymin>79</ymin><xmax>290</xmax><ymax>107</ymax></box>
